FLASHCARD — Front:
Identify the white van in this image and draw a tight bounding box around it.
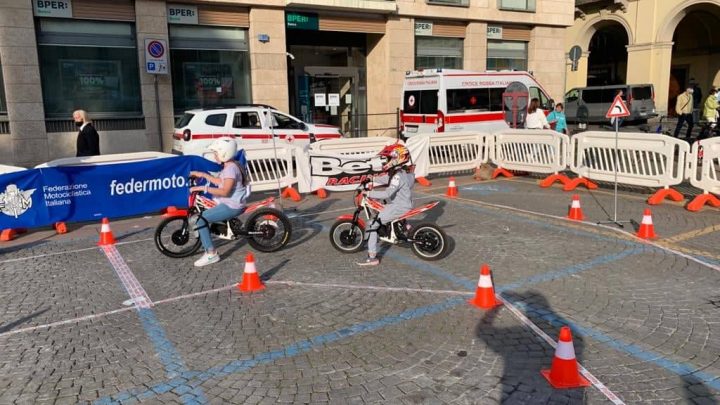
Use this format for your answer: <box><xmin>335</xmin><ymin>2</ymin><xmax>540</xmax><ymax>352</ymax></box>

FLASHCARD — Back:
<box><xmin>400</xmin><ymin>69</ymin><xmax>553</xmax><ymax>137</ymax></box>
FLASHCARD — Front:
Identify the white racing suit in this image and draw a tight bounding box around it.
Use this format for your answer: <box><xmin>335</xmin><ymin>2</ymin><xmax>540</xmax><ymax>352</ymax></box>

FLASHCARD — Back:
<box><xmin>365</xmin><ymin>170</ymin><xmax>415</xmax><ymax>255</ymax></box>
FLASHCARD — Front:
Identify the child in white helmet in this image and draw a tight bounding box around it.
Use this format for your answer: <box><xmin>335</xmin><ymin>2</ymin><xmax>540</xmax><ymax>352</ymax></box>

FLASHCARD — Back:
<box><xmin>190</xmin><ymin>137</ymin><xmax>250</xmax><ymax>267</ymax></box>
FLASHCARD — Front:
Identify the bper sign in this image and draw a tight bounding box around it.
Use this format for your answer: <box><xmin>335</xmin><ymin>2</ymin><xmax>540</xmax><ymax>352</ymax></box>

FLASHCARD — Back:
<box><xmin>33</xmin><ymin>0</ymin><xmax>73</xmax><ymax>18</ymax></box>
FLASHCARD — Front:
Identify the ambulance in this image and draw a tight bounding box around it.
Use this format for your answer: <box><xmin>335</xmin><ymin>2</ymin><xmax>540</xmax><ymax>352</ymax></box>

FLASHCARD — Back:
<box><xmin>400</xmin><ymin>69</ymin><xmax>553</xmax><ymax>137</ymax></box>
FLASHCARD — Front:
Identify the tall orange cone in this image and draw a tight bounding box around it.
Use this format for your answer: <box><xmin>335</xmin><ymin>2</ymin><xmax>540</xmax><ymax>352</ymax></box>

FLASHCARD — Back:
<box><xmin>567</xmin><ymin>195</ymin><xmax>585</xmax><ymax>221</ymax></box>
<box><xmin>636</xmin><ymin>208</ymin><xmax>657</xmax><ymax>239</ymax></box>
<box><xmin>541</xmin><ymin>326</ymin><xmax>590</xmax><ymax>389</ymax></box>
<box><xmin>238</xmin><ymin>252</ymin><xmax>265</xmax><ymax>292</ymax></box>
<box><xmin>98</xmin><ymin>218</ymin><xmax>116</xmax><ymax>246</ymax></box>
<box><xmin>469</xmin><ymin>264</ymin><xmax>502</xmax><ymax>309</ymax></box>
<box><xmin>446</xmin><ymin>177</ymin><xmax>459</xmax><ymax>198</ymax></box>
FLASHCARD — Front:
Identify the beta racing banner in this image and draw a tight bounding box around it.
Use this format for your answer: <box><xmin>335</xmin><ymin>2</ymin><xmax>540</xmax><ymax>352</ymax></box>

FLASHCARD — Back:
<box><xmin>0</xmin><ymin>155</ymin><xmax>217</xmax><ymax>230</ymax></box>
<box><xmin>296</xmin><ymin>134</ymin><xmax>431</xmax><ymax>192</ymax></box>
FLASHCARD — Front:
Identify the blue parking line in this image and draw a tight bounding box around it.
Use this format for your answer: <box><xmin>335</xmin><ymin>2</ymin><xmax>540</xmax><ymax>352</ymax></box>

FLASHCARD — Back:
<box><xmin>94</xmin><ymin>297</ymin><xmax>466</xmax><ymax>403</ymax></box>
<box><xmin>390</xmin><ymin>248</ymin><xmax>720</xmax><ymax>393</ymax></box>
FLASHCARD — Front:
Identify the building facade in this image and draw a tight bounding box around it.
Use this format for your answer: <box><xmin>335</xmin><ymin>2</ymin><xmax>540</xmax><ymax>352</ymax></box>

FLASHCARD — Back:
<box><xmin>0</xmin><ymin>0</ymin><xmax>573</xmax><ymax>167</ymax></box>
<box><xmin>566</xmin><ymin>0</ymin><xmax>720</xmax><ymax>116</ymax></box>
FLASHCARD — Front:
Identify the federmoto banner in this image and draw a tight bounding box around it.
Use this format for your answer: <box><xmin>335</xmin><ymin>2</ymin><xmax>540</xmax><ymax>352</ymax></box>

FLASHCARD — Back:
<box><xmin>0</xmin><ymin>155</ymin><xmax>217</xmax><ymax>230</ymax></box>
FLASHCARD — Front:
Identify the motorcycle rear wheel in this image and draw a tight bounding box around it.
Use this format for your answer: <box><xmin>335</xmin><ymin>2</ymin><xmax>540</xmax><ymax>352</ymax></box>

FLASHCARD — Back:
<box><xmin>154</xmin><ymin>216</ymin><xmax>202</xmax><ymax>258</ymax></box>
<box><xmin>410</xmin><ymin>223</ymin><xmax>447</xmax><ymax>261</ymax></box>
<box><xmin>245</xmin><ymin>208</ymin><xmax>292</xmax><ymax>252</ymax></box>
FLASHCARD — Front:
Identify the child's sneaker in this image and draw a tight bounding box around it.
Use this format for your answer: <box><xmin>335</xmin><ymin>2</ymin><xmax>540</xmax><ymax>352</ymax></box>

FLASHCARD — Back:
<box><xmin>356</xmin><ymin>256</ymin><xmax>380</xmax><ymax>266</ymax></box>
<box><xmin>194</xmin><ymin>252</ymin><xmax>220</xmax><ymax>267</ymax></box>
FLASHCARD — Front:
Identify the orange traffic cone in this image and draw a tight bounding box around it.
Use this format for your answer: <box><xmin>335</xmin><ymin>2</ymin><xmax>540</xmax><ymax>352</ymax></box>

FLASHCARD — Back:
<box><xmin>469</xmin><ymin>264</ymin><xmax>502</xmax><ymax>309</ymax></box>
<box><xmin>567</xmin><ymin>195</ymin><xmax>585</xmax><ymax>221</ymax></box>
<box><xmin>636</xmin><ymin>208</ymin><xmax>657</xmax><ymax>239</ymax></box>
<box><xmin>282</xmin><ymin>186</ymin><xmax>301</xmax><ymax>202</ymax></box>
<box><xmin>541</xmin><ymin>326</ymin><xmax>591</xmax><ymax>389</ymax></box>
<box><xmin>98</xmin><ymin>218</ymin><xmax>116</xmax><ymax>246</ymax></box>
<box><xmin>238</xmin><ymin>252</ymin><xmax>265</xmax><ymax>292</ymax></box>
<box><xmin>446</xmin><ymin>177</ymin><xmax>459</xmax><ymax>198</ymax></box>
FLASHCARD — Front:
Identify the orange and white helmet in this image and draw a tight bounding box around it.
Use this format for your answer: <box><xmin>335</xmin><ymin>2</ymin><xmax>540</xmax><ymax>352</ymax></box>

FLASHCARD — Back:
<box><xmin>377</xmin><ymin>143</ymin><xmax>411</xmax><ymax>172</ymax></box>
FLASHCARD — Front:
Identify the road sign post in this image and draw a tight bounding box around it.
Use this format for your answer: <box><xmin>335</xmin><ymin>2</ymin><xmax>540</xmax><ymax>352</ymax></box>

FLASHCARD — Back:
<box><xmin>598</xmin><ymin>95</ymin><xmax>633</xmax><ymax>228</ymax></box>
<box><xmin>144</xmin><ymin>39</ymin><xmax>168</xmax><ymax>151</ymax></box>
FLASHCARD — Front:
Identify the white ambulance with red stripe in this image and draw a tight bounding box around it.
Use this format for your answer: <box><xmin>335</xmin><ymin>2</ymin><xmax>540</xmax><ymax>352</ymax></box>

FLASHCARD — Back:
<box><xmin>400</xmin><ymin>69</ymin><xmax>553</xmax><ymax>137</ymax></box>
<box><xmin>173</xmin><ymin>105</ymin><xmax>343</xmax><ymax>157</ymax></box>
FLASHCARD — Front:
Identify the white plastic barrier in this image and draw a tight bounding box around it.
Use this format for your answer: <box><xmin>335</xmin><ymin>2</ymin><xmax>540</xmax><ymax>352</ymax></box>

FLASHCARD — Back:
<box><xmin>686</xmin><ymin>137</ymin><xmax>720</xmax><ymax>211</ymax></box>
<box><xmin>427</xmin><ymin>132</ymin><xmax>488</xmax><ymax>174</ymax></box>
<box><xmin>569</xmin><ymin>132</ymin><xmax>688</xmax><ymax>189</ymax></box>
<box><xmin>243</xmin><ymin>144</ymin><xmax>300</xmax><ymax>192</ymax></box>
<box><xmin>308</xmin><ymin>136</ymin><xmax>399</xmax><ymax>157</ymax></box>
<box><xmin>36</xmin><ymin>152</ymin><xmax>174</xmax><ymax>167</ymax></box>
<box><xmin>0</xmin><ymin>164</ymin><xmax>26</xmax><ymax>174</ymax></box>
<box><xmin>490</xmin><ymin>129</ymin><xmax>569</xmax><ymax>174</ymax></box>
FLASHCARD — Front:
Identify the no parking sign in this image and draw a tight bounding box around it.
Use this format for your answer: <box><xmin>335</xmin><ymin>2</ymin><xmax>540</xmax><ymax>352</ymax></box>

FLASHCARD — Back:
<box><xmin>144</xmin><ymin>39</ymin><xmax>168</xmax><ymax>74</ymax></box>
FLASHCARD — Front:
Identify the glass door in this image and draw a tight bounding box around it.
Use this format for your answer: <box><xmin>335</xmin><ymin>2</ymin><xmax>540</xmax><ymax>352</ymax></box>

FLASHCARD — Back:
<box><xmin>303</xmin><ymin>67</ymin><xmax>364</xmax><ymax>137</ymax></box>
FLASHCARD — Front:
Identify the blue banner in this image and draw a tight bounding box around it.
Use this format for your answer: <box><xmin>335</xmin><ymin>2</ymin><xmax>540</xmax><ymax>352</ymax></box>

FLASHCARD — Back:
<box><xmin>0</xmin><ymin>155</ymin><xmax>219</xmax><ymax>230</ymax></box>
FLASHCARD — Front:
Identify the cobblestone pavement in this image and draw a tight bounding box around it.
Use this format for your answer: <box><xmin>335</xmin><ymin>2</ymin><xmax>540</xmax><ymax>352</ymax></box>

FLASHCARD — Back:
<box><xmin>0</xmin><ymin>174</ymin><xmax>719</xmax><ymax>404</ymax></box>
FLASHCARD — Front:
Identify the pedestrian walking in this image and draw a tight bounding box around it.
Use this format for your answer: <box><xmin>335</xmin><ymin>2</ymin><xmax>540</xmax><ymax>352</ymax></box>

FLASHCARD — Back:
<box><xmin>547</xmin><ymin>103</ymin><xmax>568</xmax><ymax>134</ymax></box>
<box><xmin>673</xmin><ymin>87</ymin><xmax>695</xmax><ymax>139</ymax></box>
<box><xmin>73</xmin><ymin>109</ymin><xmax>100</xmax><ymax>157</ymax></box>
<box><xmin>525</xmin><ymin>98</ymin><xmax>549</xmax><ymax>130</ymax></box>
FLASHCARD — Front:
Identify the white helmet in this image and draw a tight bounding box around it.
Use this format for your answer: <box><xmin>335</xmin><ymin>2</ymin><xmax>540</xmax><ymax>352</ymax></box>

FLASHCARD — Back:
<box><xmin>207</xmin><ymin>137</ymin><xmax>237</xmax><ymax>162</ymax></box>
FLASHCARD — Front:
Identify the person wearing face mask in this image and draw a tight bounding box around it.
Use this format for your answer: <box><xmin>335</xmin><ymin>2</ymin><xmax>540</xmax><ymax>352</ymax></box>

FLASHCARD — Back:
<box><xmin>673</xmin><ymin>87</ymin><xmax>695</xmax><ymax>139</ymax></box>
<box><xmin>73</xmin><ymin>109</ymin><xmax>100</xmax><ymax>157</ymax></box>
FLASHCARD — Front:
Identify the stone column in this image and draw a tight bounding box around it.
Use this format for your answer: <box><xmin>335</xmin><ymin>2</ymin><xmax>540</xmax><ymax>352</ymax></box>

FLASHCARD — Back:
<box><xmin>464</xmin><ymin>22</ymin><xmax>487</xmax><ymax>71</ymax></box>
<box><xmin>627</xmin><ymin>42</ymin><xmax>673</xmax><ymax>115</ymax></box>
<box><xmin>135</xmin><ymin>0</ymin><xmax>173</xmax><ymax>152</ymax></box>
<box><xmin>248</xmin><ymin>8</ymin><xmax>288</xmax><ymax>111</ymax></box>
<box><xmin>528</xmin><ymin>26</ymin><xmax>566</xmax><ymax>101</ymax></box>
<box><xmin>366</xmin><ymin>16</ymin><xmax>413</xmax><ymax>137</ymax></box>
<box><xmin>0</xmin><ymin>0</ymin><xmax>48</xmax><ymax>167</ymax></box>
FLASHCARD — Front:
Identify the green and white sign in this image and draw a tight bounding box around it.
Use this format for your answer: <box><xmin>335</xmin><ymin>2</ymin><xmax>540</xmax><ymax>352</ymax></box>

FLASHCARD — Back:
<box><xmin>167</xmin><ymin>4</ymin><xmax>198</xmax><ymax>25</ymax></box>
<box><xmin>33</xmin><ymin>0</ymin><xmax>72</xmax><ymax>18</ymax></box>
<box><xmin>286</xmin><ymin>12</ymin><xmax>319</xmax><ymax>30</ymax></box>
<box><xmin>415</xmin><ymin>21</ymin><xmax>433</xmax><ymax>36</ymax></box>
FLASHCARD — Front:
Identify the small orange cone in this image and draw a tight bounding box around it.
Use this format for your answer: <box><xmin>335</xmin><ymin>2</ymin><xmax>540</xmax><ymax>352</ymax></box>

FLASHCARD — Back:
<box><xmin>238</xmin><ymin>252</ymin><xmax>265</xmax><ymax>292</ymax></box>
<box><xmin>446</xmin><ymin>177</ymin><xmax>459</xmax><ymax>198</ymax></box>
<box><xmin>54</xmin><ymin>222</ymin><xmax>68</xmax><ymax>235</ymax></box>
<box><xmin>636</xmin><ymin>208</ymin><xmax>657</xmax><ymax>239</ymax></box>
<box><xmin>282</xmin><ymin>186</ymin><xmax>301</xmax><ymax>202</ymax></box>
<box><xmin>98</xmin><ymin>218</ymin><xmax>116</xmax><ymax>246</ymax></box>
<box><xmin>567</xmin><ymin>195</ymin><xmax>585</xmax><ymax>221</ymax></box>
<box><xmin>469</xmin><ymin>264</ymin><xmax>502</xmax><ymax>309</ymax></box>
<box><xmin>541</xmin><ymin>326</ymin><xmax>591</xmax><ymax>389</ymax></box>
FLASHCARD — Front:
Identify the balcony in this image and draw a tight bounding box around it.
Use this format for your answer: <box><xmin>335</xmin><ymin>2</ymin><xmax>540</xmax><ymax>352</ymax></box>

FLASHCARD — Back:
<box><xmin>285</xmin><ymin>0</ymin><xmax>397</xmax><ymax>14</ymax></box>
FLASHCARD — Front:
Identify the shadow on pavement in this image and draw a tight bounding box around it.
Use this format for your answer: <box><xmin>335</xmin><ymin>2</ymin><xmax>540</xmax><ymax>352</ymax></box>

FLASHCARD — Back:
<box><xmin>0</xmin><ymin>307</ymin><xmax>50</xmax><ymax>334</ymax></box>
<box><xmin>476</xmin><ymin>290</ymin><xmax>587</xmax><ymax>404</ymax></box>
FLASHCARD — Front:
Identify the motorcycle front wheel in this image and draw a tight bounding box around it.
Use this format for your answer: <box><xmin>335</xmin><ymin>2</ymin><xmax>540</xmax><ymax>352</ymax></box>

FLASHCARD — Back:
<box><xmin>154</xmin><ymin>216</ymin><xmax>202</xmax><ymax>258</ymax></box>
<box><xmin>245</xmin><ymin>208</ymin><xmax>292</xmax><ymax>252</ymax></box>
<box><xmin>329</xmin><ymin>220</ymin><xmax>365</xmax><ymax>253</ymax></box>
<box><xmin>410</xmin><ymin>223</ymin><xmax>447</xmax><ymax>261</ymax></box>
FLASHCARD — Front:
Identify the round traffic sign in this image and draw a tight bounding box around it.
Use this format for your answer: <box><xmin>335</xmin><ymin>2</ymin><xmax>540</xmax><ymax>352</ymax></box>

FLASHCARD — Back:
<box><xmin>569</xmin><ymin>45</ymin><xmax>582</xmax><ymax>62</ymax></box>
<box><xmin>148</xmin><ymin>41</ymin><xmax>165</xmax><ymax>58</ymax></box>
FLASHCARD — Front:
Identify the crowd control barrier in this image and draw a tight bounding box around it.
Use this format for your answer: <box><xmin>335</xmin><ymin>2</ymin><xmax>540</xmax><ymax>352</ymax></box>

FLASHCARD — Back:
<box><xmin>242</xmin><ymin>144</ymin><xmax>300</xmax><ymax>192</ymax></box>
<box><xmin>686</xmin><ymin>137</ymin><xmax>720</xmax><ymax>211</ymax></box>
<box><xmin>427</xmin><ymin>132</ymin><xmax>488</xmax><ymax>175</ymax></box>
<box><xmin>36</xmin><ymin>152</ymin><xmax>174</xmax><ymax>168</ymax></box>
<box><xmin>0</xmin><ymin>165</ymin><xmax>26</xmax><ymax>174</ymax></box>
<box><xmin>489</xmin><ymin>130</ymin><xmax>574</xmax><ymax>187</ymax></box>
<box><xmin>569</xmin><ymin>132</ymin><xmax>689</xmax><ymax>204</ymax></box>
<box><xmin>308</xmin><ymin>136</ymin><xmax>399</xmax><ymax>157</ymax></box>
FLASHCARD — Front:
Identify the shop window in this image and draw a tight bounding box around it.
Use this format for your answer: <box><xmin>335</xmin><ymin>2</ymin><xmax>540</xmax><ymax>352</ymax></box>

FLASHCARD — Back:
<box><xmin>487</xmin><ymin>40</ymin><xmax>528</xmax><ymax>71</ymax></box>
<box><xmin>415</xmin><ymin>37</ymin><xmax>463</xmax><ymax>70</ymax></box>
<box><xmin>36</xmin><ymin>19</ymin><xmax>142</xmax><ymax>119</ymax></box>
<box><xmin>498</xmin><ymin>0</ymin><xmax>536</xmax><ymax>12</ymax></box>
<box><xmin>170</xmin><ymin>25</ymin><xmax>251</xmax><ymax>115</ymax></box>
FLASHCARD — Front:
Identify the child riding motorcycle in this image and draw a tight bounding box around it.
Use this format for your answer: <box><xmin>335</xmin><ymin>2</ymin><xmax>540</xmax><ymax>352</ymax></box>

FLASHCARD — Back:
<box><xmin>358</xmin><ymin>144</ymin><xmax>414</xmax><ymax>266</ymax></box>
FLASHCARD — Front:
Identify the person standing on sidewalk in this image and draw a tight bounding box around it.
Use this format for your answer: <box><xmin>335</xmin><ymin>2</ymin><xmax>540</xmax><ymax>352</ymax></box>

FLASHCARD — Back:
<box><xmin>73</xmin><ymin>109</ymin><xmax>100</xmax><ymax>157</ymax></box>
<box><xmin>673</xmin><ymin>87</ymin><xmax>695</xmax><ymax>139</ymax></box>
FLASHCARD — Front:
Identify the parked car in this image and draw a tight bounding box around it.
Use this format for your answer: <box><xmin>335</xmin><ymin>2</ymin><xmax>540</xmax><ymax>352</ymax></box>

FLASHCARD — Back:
<box><xmin>564</xmin><ymin>84</ymin><xmax>657</xmax><ymax>124</ymax></box>
<box><xmin>173</xmin><ymin>104</ymin><xmax>343</xmax><ymax>157</ymax></box>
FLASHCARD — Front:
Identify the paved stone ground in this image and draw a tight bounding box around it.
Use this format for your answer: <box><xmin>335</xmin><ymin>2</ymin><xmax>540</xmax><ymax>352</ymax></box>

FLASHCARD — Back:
<box><xmin>0</xmin><ymin>174</ymin><xmax>719</xmax><ymax>404</ymax></box>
